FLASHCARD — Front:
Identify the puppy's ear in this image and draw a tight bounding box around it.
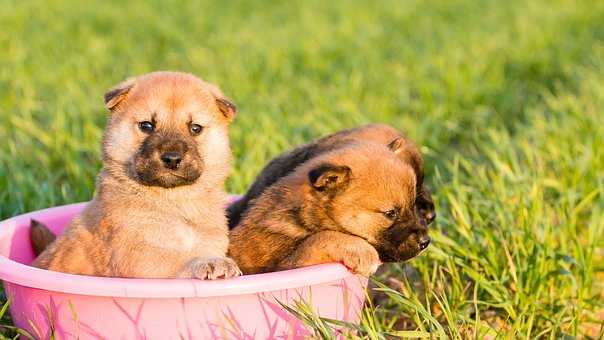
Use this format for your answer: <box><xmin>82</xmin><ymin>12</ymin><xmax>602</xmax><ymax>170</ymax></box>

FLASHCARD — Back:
<box><xmin>215</xmin><ymin>97</ymin><xmax>237</xmax><ymax>121</ymax></box>
<box><xmin>308</xmin><ymin>163</ymin><xmax>351</xmax><ymax>192</ymax></box>
<box><xmin>104</xmin><ymin>78</ymin><xmax>136</xmax><ymax>111</ymax></box>
<box><xmin>416</xmin><ymin>186</ymin><xmax>436</xmax><ymax>225</ymax></box>
<box><xmin>206</xmin><ymin>83</ymin><xmax>237</xmax><ymax>121</ymax></box>
<box><xmin>388</xmin><ymin>137</ymin><xmax>424</xmax><ymax>185</ymax></box>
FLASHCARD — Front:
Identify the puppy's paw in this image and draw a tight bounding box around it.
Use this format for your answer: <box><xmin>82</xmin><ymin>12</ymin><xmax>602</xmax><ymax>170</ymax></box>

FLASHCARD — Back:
<box><xmin>188</xmin><ymin>257</ymin><xmax>242</xmax><ymax>280</ymax></box>
<box><xmin>340</xmin><ymin>244</ymin><xmax>381</xmax><ymax>277</ymax></box>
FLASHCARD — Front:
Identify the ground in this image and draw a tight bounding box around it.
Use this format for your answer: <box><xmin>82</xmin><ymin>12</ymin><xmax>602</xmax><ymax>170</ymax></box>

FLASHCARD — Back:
<box><xmin>0</xmin><ymin>0</ymin><xmax>603</xmax><ymax>338</ymax></box>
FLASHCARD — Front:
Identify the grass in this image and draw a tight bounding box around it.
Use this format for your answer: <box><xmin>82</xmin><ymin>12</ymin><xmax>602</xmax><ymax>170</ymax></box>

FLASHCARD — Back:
<box><xmin>1</xmin><ymin>0</ymin><xmax>603</xmax><ymax>338</ymax></box>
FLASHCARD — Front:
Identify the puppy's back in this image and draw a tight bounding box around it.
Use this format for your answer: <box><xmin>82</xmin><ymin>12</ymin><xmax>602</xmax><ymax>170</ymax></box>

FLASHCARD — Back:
<box><xmin>227</xmin><ymin>124</ymin><xmax>406</xmax><ymax>227</ymax></box>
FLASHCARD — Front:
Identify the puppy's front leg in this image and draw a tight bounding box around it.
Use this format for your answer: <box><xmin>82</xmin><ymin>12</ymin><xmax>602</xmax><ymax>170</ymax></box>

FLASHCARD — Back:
<box><xmin>278</xmin><ymin>231</ymin><xmax>381</xmax><ymax>276</ymax></box>
<box><xmin>178</xmin><ymin>257</ymin><xmax>242</xmax><ymax>280</ymax></box>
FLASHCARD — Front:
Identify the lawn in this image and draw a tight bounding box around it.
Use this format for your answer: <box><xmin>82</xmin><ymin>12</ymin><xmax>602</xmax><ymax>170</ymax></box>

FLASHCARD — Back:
<box><xmin>1</xmin><ymin>0</ymin><xmax>603</xmax><ymax>338</ymax></box>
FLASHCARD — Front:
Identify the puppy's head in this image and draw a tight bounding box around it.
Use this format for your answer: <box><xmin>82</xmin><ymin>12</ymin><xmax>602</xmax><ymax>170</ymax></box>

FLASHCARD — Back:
<box><xmin>301</xmin><ymin>143</ymin><xmax>430</xmax><ymax>262</ymax></box>
<box><xmin>336</xmin><ymin>124</ymin><xmax>436</xmax><ymax>227</ymax></box>
<box><xmin>101</xmin><ymin>71</ymin><xmax>236</xmax><ymax>188</ymax></box>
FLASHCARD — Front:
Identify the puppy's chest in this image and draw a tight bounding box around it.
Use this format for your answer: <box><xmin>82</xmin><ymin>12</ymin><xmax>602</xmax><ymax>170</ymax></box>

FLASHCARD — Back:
<box><xmin>145</xmin><ymin>222</ymin><xmax>202</xmax><ymax>251</ymax></box>
<box><xmin>115</xmin><ymin>214</ymin><xmax>226</xmax><ymax>253</ymax></box>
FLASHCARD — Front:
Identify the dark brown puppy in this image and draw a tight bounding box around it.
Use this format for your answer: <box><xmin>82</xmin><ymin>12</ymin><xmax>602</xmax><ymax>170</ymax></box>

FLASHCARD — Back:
<box><xmin>227</xmin><ymin>124</ymin><xmax>435</xmax><ymax>230</ymax></box>
<box><xmin>32</xmin><ymin>71</ymin><xmax>241</xmax><ymax>279</ymax></box>
<box><xmin>228</xmin><ymin>141</ymin><xmax>431</xmax><ymax>276</ymax></box>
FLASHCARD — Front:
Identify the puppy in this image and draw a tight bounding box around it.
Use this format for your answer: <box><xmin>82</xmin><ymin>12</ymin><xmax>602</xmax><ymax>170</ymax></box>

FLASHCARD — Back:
<box><xmin>228</xmin><ymin>141</ymin><xmax>431</xmax><ymax>276</ymax></box>
<box><xmin>227</xmin><ymin>124</ymin><xmax>435</xmax><ymax>229</ymax></box>
<box><xmin>32</xmin><ymin>71</ymin><xmax>241</xmax><ymax>279</ymax></box>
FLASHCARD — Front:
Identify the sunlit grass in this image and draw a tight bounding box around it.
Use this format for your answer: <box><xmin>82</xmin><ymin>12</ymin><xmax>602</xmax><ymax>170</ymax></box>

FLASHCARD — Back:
<box><xmin>1</xmin><ymin>0</ymin><xmax>603</xmax><ymax>338</ymax></box>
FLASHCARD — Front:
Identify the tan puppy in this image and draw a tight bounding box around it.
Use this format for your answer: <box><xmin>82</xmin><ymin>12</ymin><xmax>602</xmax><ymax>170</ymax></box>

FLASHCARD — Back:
<box><xmin>32</xmin><ymin>71</ymin><xmax>241</xmax><ymax>279</ymax></box>
<box><xmin>227</xmin><ymin>124</ymin><xmax>435</xmax><ymax>229</ymax></box>
<box><xmin>228</xmin><ymin>141</ymin><xmax>431</xmax><ymax>276</ymax></box>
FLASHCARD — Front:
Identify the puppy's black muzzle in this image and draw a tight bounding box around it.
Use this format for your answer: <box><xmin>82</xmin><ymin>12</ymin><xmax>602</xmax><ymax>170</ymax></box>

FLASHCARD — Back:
<box><xmin>377</xmin><ymin>220</ymin><xmax>430</xmax><ymax>262</ymax></box>
<box><xmin>132</xmin><ymin>134</ymin><xmax>202</xmax><ymax>188</ymax></box>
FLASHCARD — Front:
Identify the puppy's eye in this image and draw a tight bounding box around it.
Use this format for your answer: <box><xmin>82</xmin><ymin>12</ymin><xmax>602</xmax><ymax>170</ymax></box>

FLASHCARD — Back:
<box><xmin>138</xmin><ymin>121</ymin><xmax>155</xmax><ymax>133</ymax></box>
<box><xmin>189</xmin><ymin>123</ymin><xmax>204</xmax><ymax>136</ymax></box>
<box><xmin>384</xmin><ymin>209</ymin><xmax>398</xmax><ymax>220</ymax></box>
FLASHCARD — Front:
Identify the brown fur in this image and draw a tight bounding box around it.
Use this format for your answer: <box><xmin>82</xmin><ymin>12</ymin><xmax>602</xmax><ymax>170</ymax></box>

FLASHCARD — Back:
<box><xmin>29</xmin><ymin>220</ymin><xmax>56</xmax><ymax>257</ymax></box>
<box><xmin>32</xmin><ymin>71</ymin><xmax>241</xmax><ymax>279</ymax></box>
<box><xmin>227</xmin><ymin>124</ymin><xmax>435</xmax><ymax>229</ymax></box>
<box><xmin>228</xmin><ymin>142</ymin><xmax>431</xmax><ymax>276</ymax></box>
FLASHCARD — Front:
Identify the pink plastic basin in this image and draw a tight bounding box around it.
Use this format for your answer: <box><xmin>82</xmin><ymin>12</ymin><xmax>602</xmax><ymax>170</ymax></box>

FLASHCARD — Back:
<box><xmin>0</xmin><ymin>201</ymin><xmax>367</xmax><ymax>339</ymax></box>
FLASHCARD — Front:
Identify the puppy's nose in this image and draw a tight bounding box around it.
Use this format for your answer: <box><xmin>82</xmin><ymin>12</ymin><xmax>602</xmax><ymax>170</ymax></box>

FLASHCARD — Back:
<box><xmin>160</xmin><ymin>151</ymin><xmax>182</xmax><ymax>170</ymax></box>
<box><xmin>418</xmin><ymin>236</ymin><xmax>430</xmax><ymax>250</ymax></box>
